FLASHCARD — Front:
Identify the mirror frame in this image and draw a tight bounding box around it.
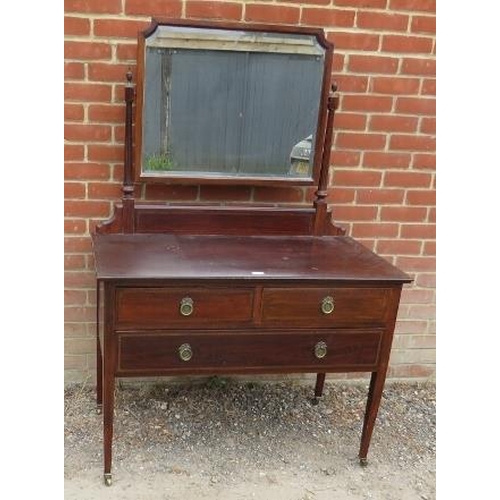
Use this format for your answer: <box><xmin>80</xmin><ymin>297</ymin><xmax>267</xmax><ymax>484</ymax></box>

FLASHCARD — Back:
<box><xmin>134</xmin><ymin>18</ymin><xmax>334</xmax><ymax>187</ymax></box>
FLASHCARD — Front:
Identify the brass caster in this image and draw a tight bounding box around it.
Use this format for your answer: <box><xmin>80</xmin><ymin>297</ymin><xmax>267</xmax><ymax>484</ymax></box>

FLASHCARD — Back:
<box><xmin>96</xmin><ymin>405</ymin><xmax>102</xmax><ymax>415</ymax></box>
<box><xmin>311</xmin><ymin>397</ymin><xmax>321</xmax><ymax>406</ymax></box>
<box><xmin>359</xmin><ymin>457</ymin><xmax>368</xmax><ymax>467</ymax></box>
<box><xmin>104</xmin><ymin>473</ymin><xmax>112</xmax><ymax>486</ymax></box>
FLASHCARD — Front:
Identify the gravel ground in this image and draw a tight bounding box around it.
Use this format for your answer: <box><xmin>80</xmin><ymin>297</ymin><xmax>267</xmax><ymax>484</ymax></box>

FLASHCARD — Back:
<box><xmin>64</xmin><ymin>377</ymin><xmax>435</xmax><ymax>499</ymax></box>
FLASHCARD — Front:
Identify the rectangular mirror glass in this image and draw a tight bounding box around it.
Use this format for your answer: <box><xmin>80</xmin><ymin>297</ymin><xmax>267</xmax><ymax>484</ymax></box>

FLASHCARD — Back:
<box><xmin>135</xmin><ymin>22</ymin><xmax>332</xmax><ymax>185</ymax></box>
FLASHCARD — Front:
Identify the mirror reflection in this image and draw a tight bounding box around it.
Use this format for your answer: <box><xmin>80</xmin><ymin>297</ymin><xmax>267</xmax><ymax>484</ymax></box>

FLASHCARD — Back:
<box><xmin>140</xmin><ymin>26</ymin><xmax>326</xmax><ymax>181</ymax></box>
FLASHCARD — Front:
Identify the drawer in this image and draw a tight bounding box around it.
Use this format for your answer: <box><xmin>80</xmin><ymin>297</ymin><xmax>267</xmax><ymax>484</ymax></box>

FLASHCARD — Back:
<box><xmin>117</xmin><ymin>329</ymin><xmax>383</xmax><ymax>374</ymax></box>
<box><xmin>261</xmin><ymin>287</ymin><xmax>390</xmax><ymax>327</ymax></box>
<box><xmin>115</xmin><ymin>287</ymin><xmax>254</xmax><ymax>329</ymax></box>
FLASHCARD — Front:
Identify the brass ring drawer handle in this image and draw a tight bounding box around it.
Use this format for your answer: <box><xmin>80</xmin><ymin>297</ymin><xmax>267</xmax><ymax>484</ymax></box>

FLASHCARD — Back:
<box><xmin>314</xmin><ymin>341</ymin><xmax>328</xmax><ymax>359</ymax></box>
<box><xmin>178</xmin><ymin>343</ymin><xmax>193</xmax><ymax>362</ymax></box>
<box><xmin>179</xmin><ymin>297</ymin><xmax>194</xmax><ymax>316</ymax></box>
<box><xmin>321</xmin><ymin>296</ymin><xmax>335</xmax><ymax>315</ymax></box>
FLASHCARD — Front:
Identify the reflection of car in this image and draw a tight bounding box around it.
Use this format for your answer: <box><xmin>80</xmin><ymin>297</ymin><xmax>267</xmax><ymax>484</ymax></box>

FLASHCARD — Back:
<box><xmin>289</xmin><ymin>135</ymin><xmax>312</xmax><ymax>176</ymax></box>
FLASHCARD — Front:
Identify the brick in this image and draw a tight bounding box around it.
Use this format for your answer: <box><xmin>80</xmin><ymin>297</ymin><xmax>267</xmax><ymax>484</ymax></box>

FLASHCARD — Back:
<box><xmin>397</xmin><ymin>256</ymin><xmax>435</xmax><ymax>273</ymax></box>
<box><xmin>144</xmin><ymin>184</ymin><xmax>199</xmax><ymax>201</ymax></box>
<box><xmin>415</xmin><ymin>272</ymin><xmax>436</xmax><ymax>288</ymax></box>
<box><xmin>200</xmin><ymin>186</ymin><xmax>251</xmax><ymax>202</ymax></box>
<box><xmin>88</xmin><ymin>104</ymin><xmax>125</xmax><ymax>123</ymax></box>
<box><xmin>403</xmin><ymin>288</ymin><xmax>436</xmax><ymax>307</ymax></box>
<box><xmin>125</xmin><ymin>0</ymin><xmax>182</xmax><ymax>16</ymax></box>
<box><xmin>65</xmin><ymin>62</ymin><xmax>84</xmax><ymax>80</ymax></box>
<box><xmin>245</xmin><ymin>4</ymin><xmax>300</xmax><ymax>24</ymax></box>
<box><xmin>348</xmin><ymin>55</ymin><xmax>399</xmax><ymax>74</ymax></box>
<box><xmin>381</xmin><ymin>206</ymin><xmax>427</xmax><ymax>222</ymax></box>
<box><xmin>356</xmin><ymin>188</ymin><xmax>405</xmax><ymax>204</ymax></box>
<box><xmin>377</xmin><ymin>239</ymin><xmax>421</xmax><ymax>255</ymax></box>
<box><xmin>65</xmin><ymin>0</ymin><xmax>121</xmax><ymax>13</ymax></box>
<box><xmin>400</xmin><ymin>223</ymin><xmax>435</xmax><ymax>239</ymax></box>
<box><xmin>422</xmin><ymin>78</ymin><xmax>436</xmax><ymax>95</ymax></box>
<box><xmin>382</xmin><ymin>35</ymin><xmax>433</xmax><ymax>54</ymax></box>
<box><xmin>387</xmin><ymin>364</ymin><xmax>435</xmax><ymax>379</ymax></box>
<box><xmin>64</xmin><ymin>16</ymin><xmax>90</xmax><ymax>36</ymax></box>
<box><xmin>327</xmin><ymin>187</ymin><xmax>356</xmax><ymax>203</ymax></box>
<box><xmin>94</xmin><ymin>19</ymin><xmax>150</xmax><ymax>38</ymax></box>
<box><xmin>336</xmin><ymin>132</ymin><xmax>386</xmax><ymax>150</ymax></box>
<box><xmin>384</xmin><ymin>171</ymin><xmax>432</xmax><ymax>188</ymax></box>
<box><xmin>65</xmin><ymin>182</ymin><xmax>86</xmax><ymax>199</ymax></box>
<box><xmin>363</xmin><ymin>152</ymin><xmax>411</xmax><ymax>169</ymax></box>
<box><xmin>65</xmin><ymin>219</ymin><xmax>87</xmax><ymax>234</ymax></box>
<box><xmin>369</xmin><ymin>115</ymin><xmax>418</xmax><ymax>133</ymax></box>
<box><xmin>357</xmin><ymin>11</ymin><xmax>408</xmax><ymax>31</ymax></box>
<box><xmin>408</xmin><ymin>335</ymin><xmax>435</xmax><ymax>349</ymax></box>
<box><xmin>87</xmin><ymin>145</ymin><xmax>123</xmax><ymax>162</ymax></box>
<box><xmin>253</xmin><ymin>187</ymin><xmax>304</xmax><ymax>203</ymax></box>
<box><xmin>334</xmin><ymin>205</ymin><xmax>378</xmax><ymax>221</ymax></box>
<box><xmin>396</xmin><ymin>96</ymin><xmax>435</xmax><ymax>115</ymax></box>
<box><xmin>64</xmin><ymin>336</ymin><xmax>95</xmax><ymax>353</ymax></box>
<box><xmin>407</xmin><ymin>304</ymin><xmax>435</xmax><ymax>320</ymax></box>
<box><xmin>401</xmin><ymin>58</ymin><xmax>435</xmax><ymax>75</ymax></box>
<box><xmin>64</xmin><ymin>271</ymin><xmax>97</xmax><ymax>289</ymax></box>
<box><xmin>64</xmin><ymin>200</ymin><xmax>111</xmax><ymax>218</ymax></box>
<box><xmin>88</xmin><ymin>63</ymin><xmax>136</xmax><ymax>84</ymax></box>
<box><xmin>285</xmin><ymin>0</ymin><xmax>331</xmax><ymax>4</ymax></box>
<box><xmin>64</xmin><ymin>254</ymin><xmax>86</xmax><ymax>270</ymax></box>
<box><xmin>65</xmin><ymin>104</ymin><xmax>84</xmax><ymax>122</ymax></box>
<box><xmin>351</xmin><ymin>222</ymin><xmax>399</xmax><ymax>238</ymax></box>
<box><xmin>389</xmin><ymin>0</ymin><xmax>435</xmax><ymax>12</ymax></box>
<box><xmin>412</xmin><ymin>154</ymin><xmax>435</xmax><ymax>170</ymax></box>
<box><xmin>65</xmin><ymin>237</ymin><xmax>93</xmax><ymax>253</ymax></box>
<box><xmin>65</xmin><ymin>355</ymin><xmax>86</xmax><ymax>371</ymax></box>
<box><xmin>327</xmin><ymin>31</ymin><xmax>379</xmax><ymax>51</ymax></box>
<box><xmin>371</xmin><ymin>76</ymin><xmax>420</xmax><ymax>95</ymax></box>
<box><xmin>334</xmin><ymin>170</ymin><xmax>382</xmax><ymax>187</ymax></box>
<box><xmin>406</xmin><ymin>189</ymin><xmax>436</xmax><ymax>206</ymax></box>
<box><xmin>331</xmin><ymin>151</ymin><xmax>361</xmax><ymax>167</ymax></box>
<box><xmin>65</xmin><ymin>162</ymin><xmax>111</xmax><ymax>181</ymax></box>
<box><xmin>394</xmin><ymin>320</ymin><xmax>428</xmax><ymax>335</ymax></box>
<box><xmin>186</xmin><ymin>2</ymin><xmax>243</xmax><ymax>20</ymax></box>
<box><xmin>411</xmin><ymin>15</ymin><xmax>436</xmax><ymax>34</ymax></box>
<box><xmin>334</xmin><ymin>113</ymin><xmax>367</xmax><ymax>131</ymax></box>
<box><xmin>390</xmin><ymin>134</ymin><xmax>435</xmax><ymax>152</ymax></box>
<box><xmin>341</xmin><ymin>95</ymin><xmax>393</xmax><ymax>112</ymax></box>
<box><xmin>423</xmin><ymin>240</ymin><xmax>435</xmax><ymax>256</ymax></box>
<box><xmin>334</xmin><ymin>0</ymin><xmax>387</xmax><ymax>7</ymax></box>
<box><xmin>65</xmin><ymin>41</ymin><xmax>112</xmax><ymax>61</ymax></box>
<box><xmin>301</xmin><ymin>8</ymin><xmax>356</xmax><ymax>27</ymax></box>
<box><xmin>65</xmin><ymin>145</ymin><xmax>84</xmax><ymax>161</ymax></box>
<box><xmin>87</xmin><ymin>182</ymin><xmax>122</xmax><ymax>200</ymax></box>
<box><xmin>333</xmin><ymin>53</ymin><xmax>345</xmax><ymax>72</ymax></box>
<box><xmin>420</xmin><ymin>117</ymin><xmax>435</xmax><ymax>135</ymax></box>
<box><xmin>335</xmin><ymin>75</ymin><xmax>369</xmax><ymax>93</ymax></box>
<box><xmin>116</xmin><ymin>43</ymin><xmax>137</xmax><ymax>62</ymax></box>
<box><xmin>65</xmin><ymin>83</ymin><xmax>112</xmax><ymax>102</ymax></box>
<box><xmin>64</xmin><ymin>124</ymin><xmax>111</xmax><ymax>142</ymax></box>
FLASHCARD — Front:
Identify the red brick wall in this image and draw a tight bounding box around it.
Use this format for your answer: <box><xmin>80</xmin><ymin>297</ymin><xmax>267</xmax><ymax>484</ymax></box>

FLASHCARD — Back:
<box><xmin>64</xmin><ymin>0</ymin><xmax>436</xmax><ymax>383</ymax></box>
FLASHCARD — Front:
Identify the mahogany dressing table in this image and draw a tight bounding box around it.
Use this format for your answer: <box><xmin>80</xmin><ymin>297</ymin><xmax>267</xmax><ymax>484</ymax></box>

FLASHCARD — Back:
<box><xmin>92</xmin><ymin>19</ymin><xmax>411</xmax><ymax>486</ymax></box>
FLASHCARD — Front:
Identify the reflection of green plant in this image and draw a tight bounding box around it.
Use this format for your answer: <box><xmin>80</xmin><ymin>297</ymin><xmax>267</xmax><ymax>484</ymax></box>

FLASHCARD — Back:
<box><xmin>145</xmin><ymin>152</ymin><xmax>175</xmax><ymax>171</ymax></box>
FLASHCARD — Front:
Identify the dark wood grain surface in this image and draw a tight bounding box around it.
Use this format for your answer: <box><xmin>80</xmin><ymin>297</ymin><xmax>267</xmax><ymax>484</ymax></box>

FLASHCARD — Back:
<box><xmin>92</xmin><ymin>233</ymin><xmax>411</xmax><ymax>283</ymax></box>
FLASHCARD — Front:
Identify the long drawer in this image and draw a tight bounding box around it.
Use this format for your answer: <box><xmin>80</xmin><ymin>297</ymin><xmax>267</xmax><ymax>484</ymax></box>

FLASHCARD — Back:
<box><xmin>115</xmin><ymin>287</ymin><xmax>255</xmax><ymax>329</ymax></box>
<box><xmin>261</xmin><ymin>287</ymin><xmax>390</xmax><ymax>327</ymax></box>
<box><xmin>117</xmin><ymin>329</ymin><xmax>383</xmax><ymax>374</ymax></box>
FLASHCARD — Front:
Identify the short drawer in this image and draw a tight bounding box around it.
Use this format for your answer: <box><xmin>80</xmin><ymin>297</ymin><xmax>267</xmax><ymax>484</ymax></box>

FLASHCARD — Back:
<box><xmin>261</xmin><ymin>287</ymin><xmax>390</xmax><ymax>327</ymax></box>
<box><xmin>117</xmin><ymin>329</ymin><xmax>383</xmax><ymax>374</ymax></box>
<box><xmin>115</xmin><ymin>287</ymin><xmax>254</xmax><ymax>329</ymax></box>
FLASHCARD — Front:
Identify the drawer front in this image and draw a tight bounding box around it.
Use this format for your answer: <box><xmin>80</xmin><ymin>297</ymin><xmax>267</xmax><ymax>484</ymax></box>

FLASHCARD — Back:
<box><xmin>261</xmin><ymin>287</ymin><xmax>390</xmax><ymax>327</ymax></box>
<box><xmin>117</xmin><ymin>330</ymin><xmax>383</xmax><ymax>374</ymax></box>
<box><xmin>115</xmin><ymin>287</ymin><xmax>254</xmax><ymax>329</ymax></box>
